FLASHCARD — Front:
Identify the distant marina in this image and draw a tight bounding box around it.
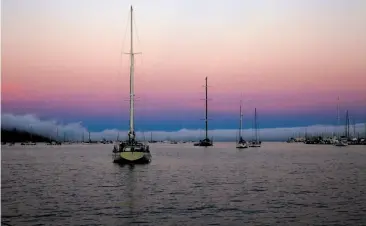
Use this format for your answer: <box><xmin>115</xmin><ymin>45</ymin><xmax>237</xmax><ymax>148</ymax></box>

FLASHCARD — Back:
<box><xmin>286</xmin><ymin>97</ymin><xmax>366</xmax><ymax>146</ymax></box>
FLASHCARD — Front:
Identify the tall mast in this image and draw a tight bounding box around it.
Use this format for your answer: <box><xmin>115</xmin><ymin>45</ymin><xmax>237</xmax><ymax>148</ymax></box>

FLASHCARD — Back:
<box><xmin>345</xmin><ymin>110</ymin><xmax>349</xmax><ymax>138</ymax></box>
<box><xmin>336</xmin><ymin>96</ymin><xmax>340</xmax><ymax>139</ymax></box>
<box><xmin>347</xmin><ymin>113</ymin><xmax>350</xmax><ymax>138</ymax></box>
<box><xmin>254</xmin><ymin>108</ymin><xmax>258</xmax><ymax>142</ymax></box>
<box><xmin>239</xmin><ymin>100</ymin><xmax>243</xmax><ymax>139</ymax></box>
<box><xmin>205</xmin><ymin>77</ymin><xmax>208</xmax><ymax>140</ymax></box>
<box><xmin>29</xmin><ymin>125</ymin><xmax>33</xmax><ymax>141</ymax></box>
<box><xmin>128</xmin><ymin>6</ymin><xmax>136</xmax><ymax>142</ymax></box>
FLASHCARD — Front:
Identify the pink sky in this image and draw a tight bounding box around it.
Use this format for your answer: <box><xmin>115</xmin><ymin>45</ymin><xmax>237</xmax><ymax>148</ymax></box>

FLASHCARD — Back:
<box><xmin>2</xmin><ymin>0</ymin><xmax>366</xmax><ymax>119</ymax></box>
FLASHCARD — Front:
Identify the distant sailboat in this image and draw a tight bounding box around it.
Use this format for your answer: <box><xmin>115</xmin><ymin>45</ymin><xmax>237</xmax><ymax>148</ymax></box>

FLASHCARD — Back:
<box><xmin>249</xmin><ymin>108</ymin><xmax>261</xmax><ymax>147</ymax></box>
<box><xmin>112</xmin><ymin>6</ymin><xmax>151</xmax><ymax>164</ymax></box>
<box><xmin>194</xmin><ymin>77</ymin><xmax>213</xmax><ymax>147</ymax></box>
<box><xmin>333</xmin><ymin>97</ymin><xmax>348</xmax><ymax>147</ymax></box>
<box><xmin>55</xmin><ymin>128</ymin><xmax>61</xmax><ymax>145</ymax></box>
<box><xmin>21</xmin><ymin>125</ymin><xmax>36</xmax><ymax>145</ymax></box>
<box><xmin>236</xmin><ymin>99</ymin><xmax>249</xmax><ymax>149</ymax></box>
<box><xmin>149</xmin><ymin>132</ymin><xmax>157</xmax><ymax>143</ymax></box>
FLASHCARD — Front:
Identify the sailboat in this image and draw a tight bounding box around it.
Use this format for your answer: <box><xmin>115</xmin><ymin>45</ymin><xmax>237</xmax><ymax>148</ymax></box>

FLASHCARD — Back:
<box><xmin>249</xmin><ymin>108</ymin><xmax>261</xmax><ymax>147</ymax></box>
<box><xmin>333</xmin><ymin>97</ymin><xmax>348</xmax><ymax>147</ymax></box>
<box><xmin>194</xmin><ymin>77</ymin><xmax>213</xmax><ymax>147</ymax></box>
<box><xmin>236</xmin><ymin>100</ymin><xmax>249</xmax><ymax>148</ymax></box>
<box><xmin>55</xmin><ymin>128</ymin><xmax>61</xmax><ymax>145</ymax></box>
<box><xmin>149</xmin><ymin>132</ymin><xmax>157</xmax><ymax>143</ymax></box>
<box><xmin>21</xmin><ymin>125</ymin><xmax>36</xmax><ymax>145</ymax></box>
<box><xmin>112</xmin><ymin>6</ymin><xmax>151</xmax><ymax>164</ymax></box>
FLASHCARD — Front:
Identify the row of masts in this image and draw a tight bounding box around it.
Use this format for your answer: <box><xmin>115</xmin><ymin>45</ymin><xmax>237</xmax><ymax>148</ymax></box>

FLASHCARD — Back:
<box><xmin>287</xmin><ymin>97</ymin><xmax>365</xmax><ymax>144</ymax></box>
<box><xmin>195</xmin><ymin>77</ymin><xmax>260</xmax><ymax>146</ymax></box>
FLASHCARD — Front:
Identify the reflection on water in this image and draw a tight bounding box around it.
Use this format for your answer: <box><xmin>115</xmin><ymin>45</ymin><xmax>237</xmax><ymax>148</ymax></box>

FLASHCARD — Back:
<box><xmin>2</xmin><ymin>142</ymin><xmax>366</xmax><ymax>225</ymax></box>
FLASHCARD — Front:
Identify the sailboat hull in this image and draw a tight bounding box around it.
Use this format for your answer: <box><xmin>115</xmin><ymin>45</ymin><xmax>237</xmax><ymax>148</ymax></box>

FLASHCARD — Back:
<box><xmin>236</xmin><ymin>143</ymin><xmax>249</xmax><ymax>149</ymax></box>
<box><xmin>113</xmin><ymin>151</ymin><xmax>151</xmax><ymax>164</ymax></box>
<box><xmin>195</xmin><ymin>143</ymin><xmax>213</xmax><ymax>147</ymax></box>
<box><xmin>194</xmin><ymin>140</ymin><xmax>213</xmax><ymax>147</ymax></box>
<box><xmin>333</xmin><ymin>142</ymin><xmax>348</xmax><ymax>147</ymax></box>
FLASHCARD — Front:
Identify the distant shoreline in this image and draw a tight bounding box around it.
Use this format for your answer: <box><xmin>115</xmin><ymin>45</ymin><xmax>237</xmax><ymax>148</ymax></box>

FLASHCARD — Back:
<box><xmin>1</xmin><ymin>128</ymin><xmax>52</xmax><ymax>143</ymax></box>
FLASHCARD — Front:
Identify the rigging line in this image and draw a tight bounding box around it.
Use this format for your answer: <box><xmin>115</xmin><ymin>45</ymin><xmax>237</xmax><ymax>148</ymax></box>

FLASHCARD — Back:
<box><xmin>118</xmin><ymin>9</ymin><xmax>131</xmax><ymax>77</ymax></box>
<box><xmin>132</xmin><ymin>11</ymin><xmax>144</xmax><ymax>68</ymax></box>
<box><xmin>133</xmin><ymin>11</ymin><xmax>141</xmax><ymax>46</ymax></box>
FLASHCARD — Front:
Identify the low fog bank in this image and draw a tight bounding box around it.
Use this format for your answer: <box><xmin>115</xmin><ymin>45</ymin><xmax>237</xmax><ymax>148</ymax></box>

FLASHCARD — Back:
<box><xmin>2</xmin><ymin>113</ymin><xmax>365</xmax><ymax>142</ymax></box>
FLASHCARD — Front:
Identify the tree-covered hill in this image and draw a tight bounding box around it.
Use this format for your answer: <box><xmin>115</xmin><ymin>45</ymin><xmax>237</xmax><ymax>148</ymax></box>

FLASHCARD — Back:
<box><xmin>1</xmin><ymin>128</ymin><xmax>52</xmax><ymax>143</ymax></box>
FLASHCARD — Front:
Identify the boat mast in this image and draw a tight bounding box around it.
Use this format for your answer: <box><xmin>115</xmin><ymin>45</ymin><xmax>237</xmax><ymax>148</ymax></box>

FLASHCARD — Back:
<box><xmin>127</xmin><ymin>6</ymin><xmax>138</xmax><ymax>142</ymax></box>
<box><xmin>336</xmin><ymin>96</ymin><xmax>340</xmax><ymax>139</ymax></box>
<box><xmin>239</xmin><ymin>100</ymin><xmax>243</xmax><ymax>139</ymax></box>
<box><xmin>29</xmin><ymin>125</ymin><xmax>33</xmax><ymax>141</ymax></box>
<box><xmin>205</xmin><ymin>77</ymin><xmax>208</xmax><ymax>140</ymax></box>
<box><xmin>345</xmin><ymin>110</ymin><xmax>349</xmax><ymax>138</ymax></box>
<box><xmin>254</xmin><ymin>108</ymin><xmax>258</xmax><ymax>142</ymax></box>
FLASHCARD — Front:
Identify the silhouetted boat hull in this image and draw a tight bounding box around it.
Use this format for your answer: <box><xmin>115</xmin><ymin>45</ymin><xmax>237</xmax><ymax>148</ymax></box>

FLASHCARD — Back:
<box><xmin>236</xmin><ymin>141</ymin><xmax>249</xmax><ymax>149</ymax></box>
<box><xmin>194</xmin><ymin>139</ymin><xmax>213</xmax><ymax>147</ymax></box>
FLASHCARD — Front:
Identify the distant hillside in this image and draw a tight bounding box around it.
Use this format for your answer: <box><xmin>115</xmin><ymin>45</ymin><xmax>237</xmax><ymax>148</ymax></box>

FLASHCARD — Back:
<box><xmin>1</xmin><ymin>128</ymin><xmax>52</xmax><ymax>143</ymax></box>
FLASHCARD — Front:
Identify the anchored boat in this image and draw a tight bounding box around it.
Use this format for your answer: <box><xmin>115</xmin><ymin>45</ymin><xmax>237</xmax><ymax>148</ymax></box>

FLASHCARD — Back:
<box><xmin>249</xmin><ymin>108</ymin><xmax>262</xmax><ymax>147</ymax></box>
<box><xmin>194</xmin><ymin>77</ymin><xmax>213</xmax><ymax>147</ymax></box>
<box><xmin>112</xmin><ymin>6</ymin><xmax>151</xmax><ymax>164</ymax></box>
<box><xmin>333</xmin><ymin>97</ymin><xmax>348</xmax><ymax>147</ymax></box>
<box><xmin>236</xmin><ymin>99</ymin><xmax>249</xmax><ymax>149</ymax></box>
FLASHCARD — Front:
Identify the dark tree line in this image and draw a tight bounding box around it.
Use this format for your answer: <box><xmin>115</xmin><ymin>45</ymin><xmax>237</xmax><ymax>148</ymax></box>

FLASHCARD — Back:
<box><xmin>1</xmin><ymin>128</ymin><xmax>52</xmax><ymax>143</ymax></box>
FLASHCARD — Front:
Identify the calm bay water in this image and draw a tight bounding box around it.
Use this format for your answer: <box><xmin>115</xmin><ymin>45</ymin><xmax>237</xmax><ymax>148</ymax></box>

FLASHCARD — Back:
<box><xmin>1</xmin><ymin>142</ymin><xmax>366</xmax><ymax>225</ymax></box>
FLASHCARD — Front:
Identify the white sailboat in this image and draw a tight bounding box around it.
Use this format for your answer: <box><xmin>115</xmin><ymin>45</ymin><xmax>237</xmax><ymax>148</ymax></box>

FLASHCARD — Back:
<box><xmin>112</xmin><ymin>6</ymin><xmax>151</xmax><ymax>164</ymax></box>
<box><xmin>236</xmin><ymin>100</ymin><xmax>249</xmax><ymax>149</ymax></box>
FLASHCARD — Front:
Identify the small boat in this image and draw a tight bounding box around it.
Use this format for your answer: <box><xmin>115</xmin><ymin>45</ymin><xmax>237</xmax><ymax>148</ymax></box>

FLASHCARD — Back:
<box><xmin>194</xmin><ymin>138</ymin><xmax>213</xmax><ymax>147</ymax></box>
<box><xmin>194</xmin><ymin>77</ymin><xmax>213</xmax><ymax>147</ymax></box>
<box><xmin>333</xmin><ymin>140</ymin><xmax>348</xmax><ymax>147</ymax></box>
<box><xmin>112</xmin><ymin>6</ymin><xmax>151</xmax><ymax>164</ymax></box>
<box><xmin>237</xmin><ymin>141</ymin><xmax>248</xmax><ymax>148</ymax></box>
<box><xmin>236</xmin><ymin>99</ymin><xmax>248</xmax><ymax>149</ymax></box>
<box><xmin>21</xmin><ymin>141</ymin><xmax>36</xmax><ymax>145</ymax></box>
<box><xmin>333</xmin><ymin>97</ymin><xmax>348</xmax><ymax>147</ymax></box>
<box><xmin>249</xmin><ymin>108</ymin><xmax>261</xmax><ymax>147</ymax></box>
<box><xmin>148</xmin><ymin>132</ymin><xmax>157</xmax><ymax>143</ymax></box>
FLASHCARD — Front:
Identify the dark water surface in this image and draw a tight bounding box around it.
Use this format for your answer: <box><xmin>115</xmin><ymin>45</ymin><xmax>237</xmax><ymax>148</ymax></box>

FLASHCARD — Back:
<box><xmin>2</xmin><ymin>142</ymin><xmax>366</xmax><ymax>225</ymax></box>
